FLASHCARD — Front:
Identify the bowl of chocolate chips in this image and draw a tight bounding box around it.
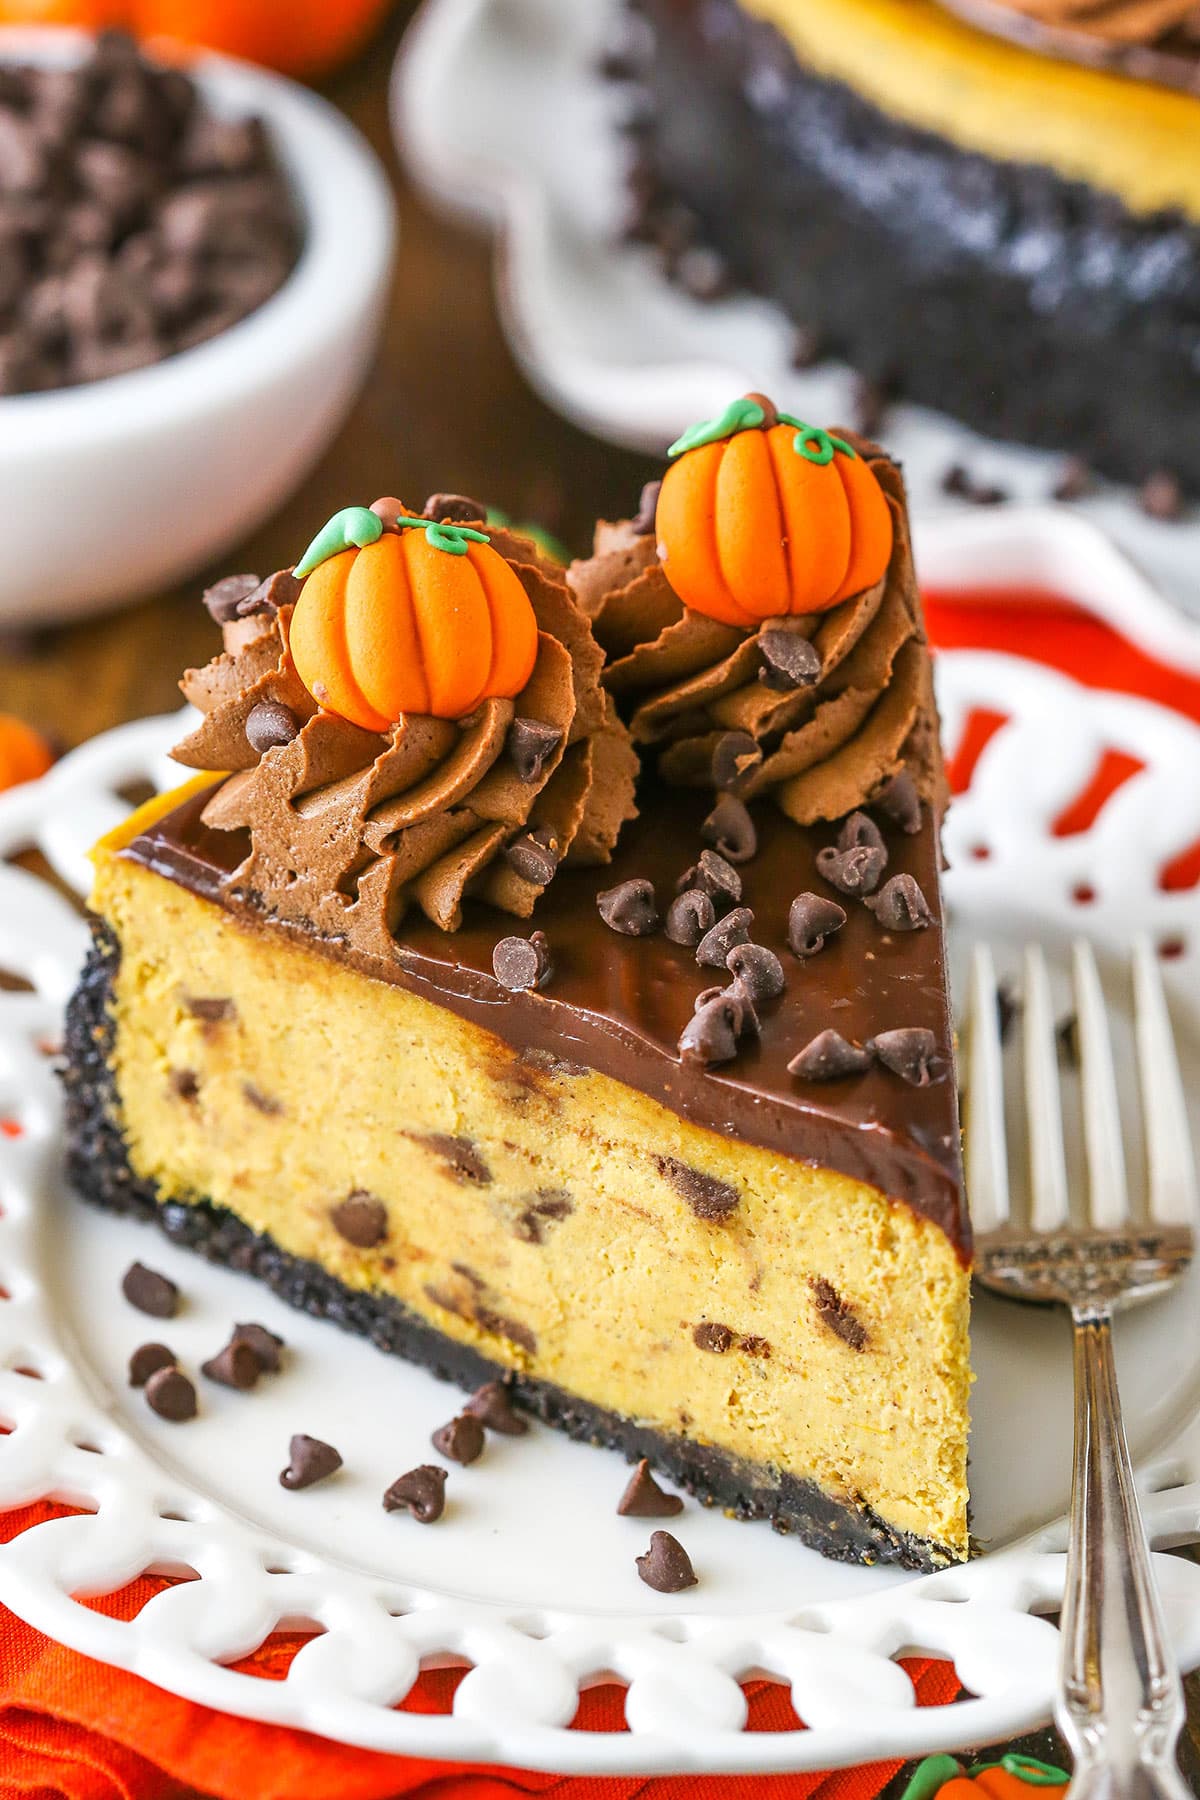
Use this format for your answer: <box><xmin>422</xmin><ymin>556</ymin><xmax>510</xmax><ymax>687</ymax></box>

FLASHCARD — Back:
<box><xmin>0</xmin><ymin>27</ymin><xmax>394</xmax><ymax>626</ymax></box>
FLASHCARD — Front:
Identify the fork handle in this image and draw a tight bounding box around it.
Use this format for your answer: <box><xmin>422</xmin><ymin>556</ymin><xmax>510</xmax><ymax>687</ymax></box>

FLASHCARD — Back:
<box><xmin>1056</xmin><ymin>1307</ymin><xmax>1189</xmax><ymax>1800</ymax></box>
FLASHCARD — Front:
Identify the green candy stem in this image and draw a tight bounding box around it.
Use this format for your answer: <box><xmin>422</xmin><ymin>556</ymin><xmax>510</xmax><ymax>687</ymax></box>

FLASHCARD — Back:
<box><xmin>666</xmin><ymin>395</ymin><xmax>858</xmax><ymax>466</ymax></box>
<box><xmin>898</xmin><ymin>1755</ymin><xmax>965</xmax><ymax>1800</ymax></box>
<box><xmin>393</xmin><ymin>516</ymin><xmax>491</xmax><ymax>557</ymax></box>
<box><xmin>293</xmin><ymin>505</ymin><xmax>383</xmax><ymax>579</ymax></box>
<box><xmin>967</xmin><ymin>1756</ymin><xmax>1070</xmax><ymax>1787</ymax></box>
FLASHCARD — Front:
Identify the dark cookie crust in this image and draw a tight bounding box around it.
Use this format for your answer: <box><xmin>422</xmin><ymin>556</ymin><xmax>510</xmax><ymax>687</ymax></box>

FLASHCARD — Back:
<box><xmin>63</xmin><ymin>922</ymin><xmax>956</xmax><ymax>1573</ymax></box>
<box><xmin>627</xmin><ymin>0</ymin><xmax>1200</xmax><ymax>491</ymax></box>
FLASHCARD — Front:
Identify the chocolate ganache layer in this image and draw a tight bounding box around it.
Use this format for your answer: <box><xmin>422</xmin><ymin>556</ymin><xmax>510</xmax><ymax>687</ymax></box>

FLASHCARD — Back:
<box><xmin>121</xmin><ymin>777</ymin><xmax>968</xmax><ymax>1258</ymax></box>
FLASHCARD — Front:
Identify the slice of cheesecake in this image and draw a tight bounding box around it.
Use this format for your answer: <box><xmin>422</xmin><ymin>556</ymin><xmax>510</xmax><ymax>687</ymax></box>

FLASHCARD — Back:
<box><xmin>64</xmin><ymin>438</ymin><xmax>970</xmax><ymax>1571</ymax></box>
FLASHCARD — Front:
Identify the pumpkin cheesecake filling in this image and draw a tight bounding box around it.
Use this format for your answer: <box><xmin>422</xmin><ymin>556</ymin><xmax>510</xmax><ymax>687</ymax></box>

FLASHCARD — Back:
<box><xmin>63</xmin><ymin>422</ymin><xmax>972</xmax><ymax>1571</ymax></box>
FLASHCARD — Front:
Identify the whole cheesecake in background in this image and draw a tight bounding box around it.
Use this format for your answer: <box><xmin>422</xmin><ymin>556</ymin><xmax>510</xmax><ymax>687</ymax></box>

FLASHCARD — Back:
<box><xmin>621</xmin><ymin>0</ymin><xmax>1200</xmax><ymax>492</ymax></box>
<box><xmin>63</xmin><ymin>413</ymin><xmax>971</xmax><ymax>1572</ymax></box>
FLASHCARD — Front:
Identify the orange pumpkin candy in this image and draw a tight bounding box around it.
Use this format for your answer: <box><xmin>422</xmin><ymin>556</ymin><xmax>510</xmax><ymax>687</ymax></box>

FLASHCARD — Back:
<box><xmin>655</xmin><ymin>396</ymin><xmax>894</xmax><ymax>628</ymax></box>
<box><xmin>289</xmin><ymin>517</ymin><xmax>540</xmax><ymax>732</ymax></box>
<box><xmin>0</xmin><ymin>714</ymin><xmax>54</xmax><ymax>793</ymax></box>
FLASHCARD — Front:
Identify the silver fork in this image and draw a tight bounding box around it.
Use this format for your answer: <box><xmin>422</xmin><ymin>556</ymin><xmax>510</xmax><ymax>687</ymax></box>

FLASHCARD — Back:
<box><xmin>966</xmin><ymin>936</ymin><xmax>1197</xmax><ymax>1800</ymax></box>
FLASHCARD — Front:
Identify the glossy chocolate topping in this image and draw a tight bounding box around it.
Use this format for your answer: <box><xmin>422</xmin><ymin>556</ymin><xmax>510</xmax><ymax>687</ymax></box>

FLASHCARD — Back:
<box><xmin>123</xmin><ymin>779</ymin><xmax>968</xmax><ymax>1258</ymax></box>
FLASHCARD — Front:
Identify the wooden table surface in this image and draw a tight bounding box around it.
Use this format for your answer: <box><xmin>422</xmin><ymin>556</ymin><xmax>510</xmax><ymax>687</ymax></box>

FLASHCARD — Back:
<box><xmin>2</xmin><ymin>6</ymin><xmax>1198</xmax><ymax>1787</ymax></box>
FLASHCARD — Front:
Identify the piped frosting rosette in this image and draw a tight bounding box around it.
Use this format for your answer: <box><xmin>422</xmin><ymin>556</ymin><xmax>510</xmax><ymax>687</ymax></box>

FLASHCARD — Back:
<box><xmin>172</xmin><ymin>496</ymin><xmax>638</xmax><ymax>951</ymax></box>
<box><xmin>568</xmin><ymin>396</ymin><xmax>945</xmax><ymax>826</ymax></box>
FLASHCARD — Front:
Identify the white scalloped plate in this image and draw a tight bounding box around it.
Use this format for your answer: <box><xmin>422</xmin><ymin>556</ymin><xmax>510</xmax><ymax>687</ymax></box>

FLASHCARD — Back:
<box><xmin>391</xmin><ymin>0</ymin><xmax>1200</xmax><ymax>624</ymax></box>
<box><xmin>1</xmin><ymin>547</ymin><xmax>1200</xmax><ymax>1772</ymax></box>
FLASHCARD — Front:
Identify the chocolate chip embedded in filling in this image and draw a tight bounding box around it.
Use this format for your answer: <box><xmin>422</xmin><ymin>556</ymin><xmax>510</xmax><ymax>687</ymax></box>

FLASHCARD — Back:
<box><xmin>475</xmin><ymin>1307</ymin><xmax>537</xmax><ymax>1356</ymax></box>
<box><xmin>243</xmin><ymin>1082</ymin><xmax>283</xmax><ymax>1116</ymax></box>
<box><xmin>330</xmin><ymin>1190</ymin><xmax>389</xmax><ymax>1249</ymax></box>
<box><xmin>656</xmin><ymin>1155</ymin><xmax>739</xmax><ymax>1222</ymax></box>
<box><xmin>415</xmin><ymin>1134</ymin><xmax>493</xmax><ymax>1186</ymax></box>
<box><xmin>739</xmin><ymin>1334</ymin><xmax>771</xmax><ymax>1358</ymax></box>
<box><xmin>169</xmin><ymin>1067</ymin><xmax>199</xmax><ymax>1102</ymax></box>
<box><xmin>809</xmin><ymin>1276</ymin><xmax>869</xmax><ymax>1351</ymax></box>
<box><xmin>514</xmin><ymin>1188</ymin><xmax>574</xmax><ymax>1244</ymax></box>
<box><xmin>692</xmin><ymin>1320</ymin><xmax>733</xmax><ymax>1353</ymax></box>
<box><xmin>184</xmin><ymin>995</ymin><xmax>236</xmax><ymax>1024</ymax></box>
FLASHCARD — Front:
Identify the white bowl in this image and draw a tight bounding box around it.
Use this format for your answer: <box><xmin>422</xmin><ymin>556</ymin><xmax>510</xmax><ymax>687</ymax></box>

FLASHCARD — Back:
<box><xmin>0</xmin><ymin>28</ymin><xmax>396</xmax><ymax>627</ymax></box>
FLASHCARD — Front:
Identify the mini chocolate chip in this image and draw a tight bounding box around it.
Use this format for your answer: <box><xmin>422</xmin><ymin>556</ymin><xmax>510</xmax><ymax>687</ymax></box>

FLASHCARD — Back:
<box><xmin>419</xmin><ymin>1135</ymin><xmax>492</xmax><ymax>1184</ymax></box>
<box><xmin>788</xmin><ymin>892</ymin><xmax>847</xmax><ymax>958</ymax></box>
<box><xmin>597</xmin><ymin>878</ymin><xmax>659</xmax><ymax>936</ymax></box>
<box><xmin>725</xmin><ymin>942</ymin><xmax>784</xmax><ymax>1002</ymax></box>
<box><xmin>816</xmin><ymin>842</ymin><xmax>886</xmax><ymax>897</ymax></box>
<box><xmin>1053</xmin><ymin>457</ymin><xmax>1093</xmax><ymax>503</ymax></box>
<box><xmin>788</xmin><ymin>1030</ymin><xmax>873</xmax><ymax>1080</ymax></box>
<box><xmin>431</xmin><ymin>1413</ymin><xmax>485</xmax><ymax>1465</ymax></box>
<box><xmin>169</xmin><ymin>1067</ymin><xmax>199</xmax><ymax>1101</ymax></box>
<box><xmin>508</xmin><ymin>717</ymin><xmax>563</xmax><ymax>783</ymax></box>
<box><xmin>695</xmin><ymin>905</ymin><xmax>754</xmax><ymax>968</ymax></box>
<box><xmin>383</xmin><ymin>1464</ymin><xmax>447</xmax><ymax>1523</ymax></box>
<box><xmin>504</xmin><ymin>827</ymin><xmax>560</xmax><ymax>887</ymax></box>
<box><xmin>493</xmin><ymin>930</ymin><xmax>553</xmax><ymax>992</ymax></box>
<box><xmin>201</xmin><ymin>1338</ymin><xmax>261</xmax><ymax>1390</ymax></box>
<box><xmin>740</xmin><ymin>1335</ymin><xmax>771</xmax><ymax>1357</ymax></box>
<box><xmin>280</xmin><ymin>1434</ymin><xmax>342</xmax><ymax>1490</ymax></box>
<box><xmin>243</xmin><ymin>1083</ymin><xmax>283</xmax><ymax>1116</ymax></box>
<box><xmin>464</xmin><ymin>1379</ymin><xmax>529</xmax><ymax>1436</ymax></box>
<box><xmin>702</xmin><ymin>793</ymin><xmax>757</xmax><ymax>863</ymax></box>
<box><xmin>630</xmin><ymin>479</ymin><xmax>661</xmax><ymax>535</ymax></box>
<box><xmin>238</xmin><ymin>569</ymin><xmax>301</xmax><ymax>616</ymax></box>
<box><xmin>711</xmin><ymin>730</ymin><xmax>762</xmax><ymax>795</ymax></box>
<box><xmin>636</xmin><ymin>1530</ymin><xmax>697</xmax><ymax>1592</ymax></box>
<box><xmin>122</xmin><ymin>1261</ymin><xmax>178</xmax><ymax>1319</ymax></box>
<box><xmin>838</xmin><ymin>811</ymin><xmax>886</xmax><ymax>856</ymax></box>
<box><xmin>810</xmin><ymin>1275</ymin><xmax>869</xmax><ymax>1351</ymax></box>
<box><xmin>675</xmin><ymin>848</ymin><xmax>741</xmax><ymax>911</ymax></box>
<box><xmin>1140</xmin><ymin>470</ymin><xmax>1183</xmax><ymax>522</ymax></box>
<box><xmin>422</xmin><ymin>492</ymin><xmax>487</xmax><ymax>523</ymax></box>
<box><xmin>185</xmin><ymin>996</ymin><xmax>235</xmax><ymax>1024</ymax></box>
<box><xmin>758</xmin><ymin>629</ymin><xmax>821</xmax><ymax>691</ymax></box>
<box><xmin>128</xmin><ymin>1342</ymin><xmax>175</xmax><ymax>1388</ymax></box>
<box><xmin>202</xmin><ymin>572</ymin><xmax>259</xmax><ymax>624</ymax></box>
<box><xmin>677</xmin><ymin>993</ymin><xmax>742</xmax><ymax>1066</ymax></box>
<box><xmin>865</xmin><ymin>873</ymin><xmax>934</xmax><ymax>930</ymax></box>
<box><xmin>873</xmin><ymin>770</ymin><xmax>921</xmax><ymax>834</ymax></box>
<box><xmin>656</xmin><ymin>1156</ymin><xmax>739</xmax><ymax>1221</ymax></box>
<box><xmin>871</xmin><ymin>1027</ymin><xmax>941</xmax><ymax>1086</ymax></box>
<box><xmin>695</xmin><ymin>981</ymin><xmax>758</xmax><ymax>1039</ymax></box>
<box><xmin>245</xmin><ymin>700</ymin><xmax>299</xmax><ymax>755</ymax></box>
<box><xmin>145</xmin><ymin>1365</ymin><xmax>196</xmax><ymax>1422</ymax></box>
<box><xmin>330</xmin><ymin>1190</ymin><xmax>388</xmax><ymax>1249</ymax></box>
<box><xmin>233</xmin><ymin>1322</ymin><xmax>284</xmax><ymax>1372</ymax></box>
<box><xmin>617</xmin><ymin>1458</ymin><xmax>684</xmax><ymax>1517</ymax></box>
<box><xmin>693</xmin><ymin>1320</ymin><xmax>732</xmax><ymax>1353</ymax></box>
<box><xmin>665</xmin><ymin>888</ymin><xmax>716</xmax><ymax>947</ymax></box>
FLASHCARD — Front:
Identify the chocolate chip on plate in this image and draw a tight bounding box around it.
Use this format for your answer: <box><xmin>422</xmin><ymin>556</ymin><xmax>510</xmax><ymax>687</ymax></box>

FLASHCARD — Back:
<box><xmin>280</xmin><ymin>1434</ymin><xmax>342</xmax><ymax>1490</ymax></box>
<box><xmin>873</xmin><ymin>770</ymin><xmax>921</xmax><ymax>834</ymax></box>
<box><xmin>232</xmin><ymin>1322</ymin><xmax>284</xmax><ymax>1373</ymax></box>
<box><xmin>701</xmin><ymin>792</ymin><xmax>757</xmax><ymax>863</ymax></box>
<box><xmin>431</xmin><ymin>1413</ymin><xmax>485</xmax><ymax>1466</ymax></box>
<box><xmin>678</xmin><ymin>994</ymin><xmax>740</xmax><ymax>1067</ymax></box>
<box><xmin>758</xmin><ymin>628</ymin><xmax>821</xmax><ymax>691</ymax></box>
<box><xmin>710</xmin><ymin>730</ymin><xmax>762</xmax><ymax>794</ymax></box>
<box><xmin>508</xmin><ymin>717</ymin><xmax>564</xmax><ymax>784</ymax></box>
<box><xmin>617</xmin><ymin>1458</ymin><xmax>684</xmax><ymax>1518</ymax></box>
<box><xmin>636</xmin><ymin>1530</ymin><xmax>697</xmax><ymax>1592</ymax></box>
<box><xmin>128</xmin><ymin>1342</ymin><xmax>175</xmax><ymax>1388</ymax></box>
<box><xmin>597</xmin><ymin>878</ymin><xmax>659</xmax><ymax>936</ymax></box>
<box><xmin>245</xmin><ymin>700</ymin><xmax>299</xmax><ymax>755</ymax></box>
<box><xmin>201</xmin><ymin>1337</ymin><xmax>261</xmax><ymax>1390</ymax></box>
<box><xmin>464</xmin><ymin>1379</ymin><xmax>529</xmax><ymax>1436</ymax></box>
<box><xmin>676</xmin><ymin>848</ymin><xmax>741</xmax><ymax>911</ymax></box>
<box><xmin>788</xmin><ymin>892</ymin><xmax>847</xmax><ymax>959</ymax></box>
<box><xmin>665</xmin><ymin>888</ymin><xmax>716</xmax><ymax>947</ymax></box>
<box><xmin>695</xmin><ymin>905</ymin><xmax>754</xmax><ymax>969</ymax></box>
<box><xmin>816</xmin><ymin>841</ymin><xmax>886</xmax><ymax>898</ymax></box>
<box><xmin>865</xmin><ymin>873</ymin><xmax>934</xmax><ymax>930</ymax></box>
<box><xmin>871</xmin><ymin>1027</ymin><xmax>941</xmax><ymax>1086</ymax></box>
<box><xmin>145</xmin><ymin>1365</ymin><xmax>196</xmax><ymax>1423</ymax></box>
<box><xmin>788</xmin><ymin>1030</ymin><xmax>873</xmax><ymax>1080</ymax></box>
<box><xmin>630</xmin><ymin>479</ymin><xmax>661</xmax><ymax>536</ymax></box>
<box><xmin>122</xmin><ymin>1261</ymin><xmax>178</xmax><ymax>1319</ymax></box>
<box><xmin>493</xmin><ymin>930</ymin><xmax>553</xmax><ymax>992</ymax></box>
<box><xmin>504</xmin><ymin>826</ymin><xmax>560</xmax><ymax>886</ymax></box>
<box><xmin>725</xmin><ymin>941</ymin><xmax>784</xmax><ymax>1002</ymax></box>
<box><xmin>383</xmin><ymin>1464</ymin><xmax>447</xmax><ymax>1523</ymax></box>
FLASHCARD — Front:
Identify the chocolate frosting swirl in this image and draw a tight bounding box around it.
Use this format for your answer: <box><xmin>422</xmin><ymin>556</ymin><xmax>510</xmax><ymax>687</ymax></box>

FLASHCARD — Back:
<box><xmin>568</xmin><ymin>443</ymin><xmax>945</xmax><ymax>827</ymax></box>
<box><xmin>172</xmin><ymin>522</ymin><xmax>639</xmax><ymax>949</ymax></box>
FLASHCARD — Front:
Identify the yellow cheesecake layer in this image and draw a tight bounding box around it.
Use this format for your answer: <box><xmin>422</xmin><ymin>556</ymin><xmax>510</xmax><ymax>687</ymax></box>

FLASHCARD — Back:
<box><xmin>741</xmin><ymin>0</ymin><xmax>1200</xmax><ymax>218</ymax></box>
<box><xmin>92</xmin><ymin>800</ymin><xmax>970</xmax><ymax>1558</ymax></box>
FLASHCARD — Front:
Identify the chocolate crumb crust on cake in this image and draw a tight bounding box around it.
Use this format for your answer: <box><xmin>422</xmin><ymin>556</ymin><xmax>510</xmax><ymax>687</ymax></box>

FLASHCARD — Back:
<box><xmin>620</xmin><ymin>0</ymin><xmax>1200</xmax><ymax>490</ymax></box>
<box><xmin>64</xmin><ymin>436</ymin><xmax>971</xmax><ymax>1571</ymax></box>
